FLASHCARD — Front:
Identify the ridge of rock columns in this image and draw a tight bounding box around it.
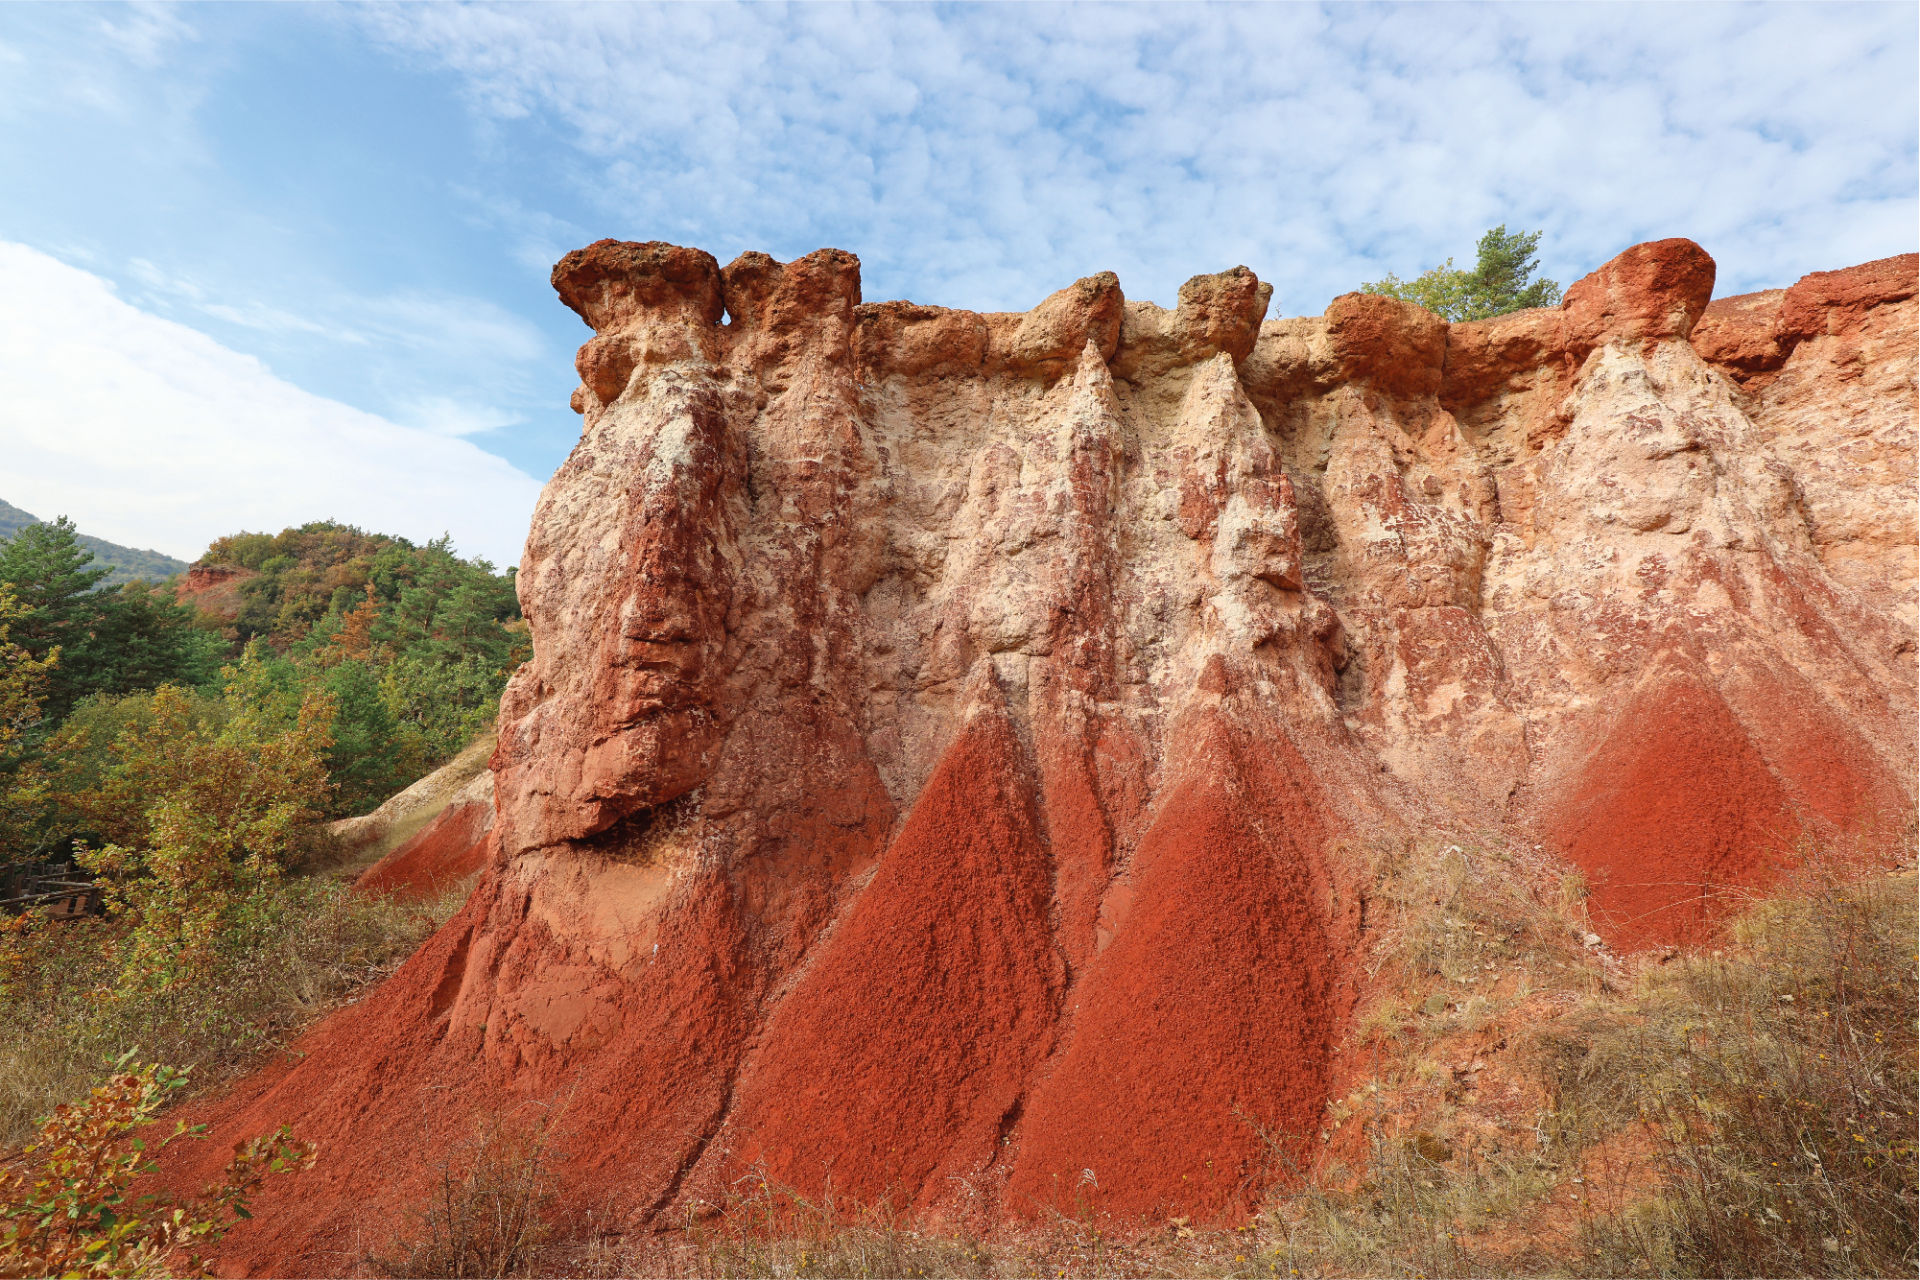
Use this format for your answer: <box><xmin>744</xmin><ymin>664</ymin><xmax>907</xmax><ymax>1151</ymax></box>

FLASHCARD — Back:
<box><xmin>158</xmin><ymin>235</ymin><xmax>1916</xmax><ymax>1273</ymax></box>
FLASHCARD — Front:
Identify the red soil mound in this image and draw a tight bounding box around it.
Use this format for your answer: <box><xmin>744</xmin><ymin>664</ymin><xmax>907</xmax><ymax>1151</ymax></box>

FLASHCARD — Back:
<box><xmin>174</xmin><ymin>562</ymin><xmax>256</xmax><ymax>623</ymax></box>
<box><xmin>1007</xmin><ymin>712</ymin><xmax>1337</xmax><ymax>1223</ymax></box>
<box><xmin>150</xmin><ymin>865</ymin><xmax>771</xmax><ymax>1274</ymax></box>
<box><xmin>355</xmin><ymin>800</ymin><xmax>494</xmax><ymax>899</ymax></box>
<box><xmin>1722</xmin><ymin>659</ymin><xmax>1905</xmax><ymax>837</ymax></box>
<box><xmin>722</xmin><ymin>699</ymin><xmax>1062</xmax><ymax>1209</ymax></box>
<box><xmin>1547</xmin><ymin>672</ymin><xmax>1795</xmax><ymax>949</ymax></box>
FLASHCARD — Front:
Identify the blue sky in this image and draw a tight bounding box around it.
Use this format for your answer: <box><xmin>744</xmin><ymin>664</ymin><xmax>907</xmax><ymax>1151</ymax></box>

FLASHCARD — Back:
<box><xmin>0</xmin><ymin>1</ymin><xmax>1914</xmax><ymax>567</ymax></box>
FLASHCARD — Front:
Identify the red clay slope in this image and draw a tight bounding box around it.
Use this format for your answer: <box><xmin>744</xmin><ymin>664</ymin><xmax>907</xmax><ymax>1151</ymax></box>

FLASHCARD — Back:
<box><xmin>1008</xmin><ymin>711</ymin><xmax>1339</xmax><ymax>1222</ymax></box>
<box><xmin>1546</xmin><ymin>672</ymin><xmax>1795</xmax><ymax>949</ymax></box>
<box><xmin>150</xmin><ymin>863</ymin><xmax>769</xmax><ymax>1274</ymax></box>
<box><xmin>355</xmin><ymin>800</ymin><xmax>494</xmax><ymax>899</ymax></box>
<box><xmin>721</xmin><ymin>696</ymin><xmax>1062</xmax><ymax>1210</ymax></box>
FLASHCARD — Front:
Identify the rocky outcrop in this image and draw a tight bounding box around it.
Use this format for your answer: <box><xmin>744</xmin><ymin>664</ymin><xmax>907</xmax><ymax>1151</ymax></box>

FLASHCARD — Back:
<box><xmin>326</xmin><ymin>733</ymin><xmax>494</xmax><ymax>868</ymax></box>
<box><xmin>163</xmin><ymin>239</ymin><xmax>1915</xmax><ymax>1269</ymax></box>
<box><xmin>174</xmin><ymin>561</ymin><xmax>255</xmax><ymax>622</ymax></box>
<box><xmin>1692</xmin><ymin>254</ymin><xmax>1918</xmax><ymax>629</ymax></box>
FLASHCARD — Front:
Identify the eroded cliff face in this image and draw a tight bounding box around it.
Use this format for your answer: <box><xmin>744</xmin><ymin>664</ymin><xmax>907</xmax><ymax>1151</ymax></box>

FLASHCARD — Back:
<box><xmin>169</xmin><ymin>241</ymin><xmax>1916</xmax><ymax>1270</ymax></box>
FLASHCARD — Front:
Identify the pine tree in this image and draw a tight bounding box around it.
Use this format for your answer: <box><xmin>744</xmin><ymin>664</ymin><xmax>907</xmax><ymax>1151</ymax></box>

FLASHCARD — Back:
<box><xmin>0</xmin><ymin>519</ymin><xmax>220</xmax><ymax>719</ymax></box>
<box><xmin>0</xmin><ymin>519</ymin><xmax>110</xmax><ymax>719</ymax></box>
<box><xmin>1361</xmin><ymin>225</ymin><xmax>1562</xmax><ymax>322</ymax></box>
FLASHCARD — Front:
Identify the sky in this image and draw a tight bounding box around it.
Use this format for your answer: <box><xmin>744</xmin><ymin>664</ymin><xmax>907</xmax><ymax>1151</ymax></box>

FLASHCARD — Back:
<box><xmin>0</xmin><ymin>1</ymin><xmax>1913</xmax><ymax>568</ymax></box>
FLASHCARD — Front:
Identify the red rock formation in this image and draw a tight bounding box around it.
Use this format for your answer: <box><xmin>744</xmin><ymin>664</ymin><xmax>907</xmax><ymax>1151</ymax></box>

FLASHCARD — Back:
<box><xmin>175</xmin><ymin>561</ymin><xmax>255</xmax><ymax>622</ymax></box>
<box><xmin>723</xmin><ymin>688</ymin><xmax>1061</xmax><ymax>1212</ymax></box>
<box><xmin>158</xmin><ymin>238</ymin><xmax>1915</xmax><ymax>1270</ymax></box>
<box><xmin>1693</xmin><ymin>253</ymin><xmax>1919</xmax><ymax>628</ymax></box>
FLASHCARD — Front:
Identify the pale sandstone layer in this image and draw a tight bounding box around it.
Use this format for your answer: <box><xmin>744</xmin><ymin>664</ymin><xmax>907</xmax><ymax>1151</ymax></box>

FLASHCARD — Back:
<box><xmin>328</xmin><ymin>733</ymin><xmax>494</xmax><ymax>866</ymax></box>
<box><xmin>166</xmin><ymin>241</ymin><xmax>1916</xmax><ymax>1271</ymax></box>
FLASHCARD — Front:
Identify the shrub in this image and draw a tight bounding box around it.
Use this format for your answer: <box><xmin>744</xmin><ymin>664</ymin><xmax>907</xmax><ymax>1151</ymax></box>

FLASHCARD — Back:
<box><xmin>73</xmin><ymin>652</ymin><xmax>336</xmax><ymax>995</ymax></box>
<box><xmin>0</xmin><ymin>877</ymin><xmax>459</xmax><ymax>1148</ymax></box>
<box><xmin>0</xmin><ymin>1057</ymin><xmax>313</xmax><ymax>1279</ymax></box>
<box><xmin>372</xmin><ymin>1107</ymin><xmax>561</xmax><ymax>1279</ymax></box>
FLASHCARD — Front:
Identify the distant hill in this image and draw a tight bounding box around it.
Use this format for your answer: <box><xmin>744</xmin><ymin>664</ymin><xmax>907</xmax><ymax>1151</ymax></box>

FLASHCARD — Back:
<box><xmin>0</xmin><ymin>499</ymin><xmax>191</xmax><ymax>588</ymax></box>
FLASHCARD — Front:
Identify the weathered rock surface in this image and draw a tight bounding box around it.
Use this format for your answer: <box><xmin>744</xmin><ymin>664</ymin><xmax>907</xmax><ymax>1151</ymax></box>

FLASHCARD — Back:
<box><xmin>1693</xmin><ymin>254</ymin><xmax>1919</xmax><ymax>629</ymax></box>
<box><xmin>164</xmin><ymin>240</ymin><xmax>1915</xmax><ymax>1269</ymax></box>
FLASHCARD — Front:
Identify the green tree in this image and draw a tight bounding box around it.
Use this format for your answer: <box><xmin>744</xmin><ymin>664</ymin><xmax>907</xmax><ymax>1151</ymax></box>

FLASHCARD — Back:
<box><xmin>1361</xmin><ymin>225</ymin><xmax>1563</xmax><ymax>322</ymax></box>
<box><xmin>314</xmin><ymin>658</ymin><xmax>411</xmax><ymax>815</ymax></box>
<box><xmin>41</xmin><ymin>688</ymin><xmax>229</xmax><ymax>854</ymax></box>
<box><xmin>0</xmin><ymin>590</ymin><xmax>58</xmax><ymax>862</ymax></box>
<box><xmin>0</xmin><ymin>590</ymin><xmax>55</xmax><ymax>764</ymax></box>
<box><xmin>0</xmin><ymin>521</ymin><xmax>219</xmax><ymax>720</ymax></box>
<box><xmin>0</xmin><ymin>520</ymin><xmax>107</xmax><ymax>718</ymax></box>
<box><xmin>82</xmin><ymin>583</ymin><xmax>226</xmax><ymax>699</ymax></box>
<box><xmin>75</xmin><ymin>648</ymin><xmax>336</xmax><ymax>992</ymax></box>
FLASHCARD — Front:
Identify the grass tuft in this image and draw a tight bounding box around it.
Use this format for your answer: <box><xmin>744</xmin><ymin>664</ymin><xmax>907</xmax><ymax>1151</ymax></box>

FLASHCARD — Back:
<box><xmin>371</xmin><ymin>1105</ymin><xmax>563</xmax><ymax>1280</ymax></box>
<box><xmin>1548</xmin><ymin>865</ymin><xmax>1917</xmax><ymax>1278</ymax></box>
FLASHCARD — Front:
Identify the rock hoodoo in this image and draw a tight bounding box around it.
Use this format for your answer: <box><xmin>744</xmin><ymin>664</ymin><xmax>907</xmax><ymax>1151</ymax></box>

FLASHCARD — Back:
<box><xmin>164</xmin><ymin>240</ymin><xmax>1916</xmax><ymax>1270</ymax></box>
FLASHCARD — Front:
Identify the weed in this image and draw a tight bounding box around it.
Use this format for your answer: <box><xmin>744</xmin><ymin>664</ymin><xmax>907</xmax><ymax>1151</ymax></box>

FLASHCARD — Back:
<box><xmin>372</xmin><ymin>1106</ymin><xmax>562</xmax><ymax>1279</ymax></box>
<box><xmin>1548</xmin><ymin>867</ymin><xmax>1917</xmax><ymax>1278</ymax></box>
<box><xmin>0</xmin><ymin>877</ymin><xmax>462</xmax><ymax>1147</ymax></box>
<box><xmin>0</xmin><ymin>1056</ymin><xmax>313</xmax><ymax>1278</ymax></box>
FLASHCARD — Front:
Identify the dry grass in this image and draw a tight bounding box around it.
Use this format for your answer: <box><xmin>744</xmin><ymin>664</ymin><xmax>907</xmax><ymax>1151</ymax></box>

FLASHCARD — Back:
<box><xmin>1250</xmin><ymin>835</ymin><xmax>1606</xmax><ymax>1277</ymax></box>
<box><xmin>0</xmin><ymin>875</ymin><xmax>463</xmax><ymax>1146</ymax></box>
<box><xmin>653</xmin><ymin>1176</ymin><xmax>999</xmax><ymax>1280</ymax></box>
<box><xmin>452</xmin><ymin>1167</ymin><xmax>1001</xmax><ymax>1280</ymax></box>
<box><xmin>1352</xmin><ymin>833</ymin><xmax>1600</xmax><ymax>1038</ymax></box>
<box><xmin>1545</xmin><ymin>866</ymin><xmax>1917</xmax><ymax>1278</ymax></box>
<box><xmin>371</xmin><ymin>1105</ymin><xmax>564</xmax><ymax>1280</ymax></box>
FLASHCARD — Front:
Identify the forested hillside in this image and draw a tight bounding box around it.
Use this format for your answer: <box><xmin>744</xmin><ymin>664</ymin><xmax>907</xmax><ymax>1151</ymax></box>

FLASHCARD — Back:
<box><xmin>0</xmin><ymin>499</ymin><xmax>189</xmax><ymax>588</ymax></box>
<box><xmin>0</xmin><ymin>517</ymin><xmax>519</xmax><ymax>1167</ymax></box>
<box><xmin>0</xmin><ymin>517</ymin><xmax>524</xmax><ymax>863</ymax></box>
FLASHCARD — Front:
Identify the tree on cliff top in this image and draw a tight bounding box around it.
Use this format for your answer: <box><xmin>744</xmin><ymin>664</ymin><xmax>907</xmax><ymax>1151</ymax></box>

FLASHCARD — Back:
<box><xmin>1362</xmin><ymin>225</ymin><xmax>1562</xmax><ymax>321</ymax></box>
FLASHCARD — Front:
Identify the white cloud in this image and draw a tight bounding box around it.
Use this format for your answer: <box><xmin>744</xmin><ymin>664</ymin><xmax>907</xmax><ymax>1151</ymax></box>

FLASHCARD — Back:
<box><xmin>452</xmin><ymin>186</ymin><xmax>589</xmax><ymax>274</ymax></box>
<box><xmin>358</xmin><ymin>2</ymin><xmax>1917</xmax><ymax>311</ymax></box>
<box><xmin>359</xmin><ymin>293</ymin><xmax>545</xmax><ymax>367</ymax></box>
<box><xmin>92</xmin><ymin>2</ymin><xmax>197</xmax><ymax>68</ymax></box>
<box><xmin>199</xmin><ymin>299</ymin><xmax>358</xmax><ymax>340</ymax></box>
<box><xmin>115</xmin><ymin>252</ymin><xmax>553</xmax><ymax>448</ymax></box>
<box><xmin>0</xmin><ymin>242</ymin><xmax>542</xmax><ymax>569</ymax></box>
<box><xmin>395</xmin><ymin>394</ymin><xmax>524</xmax><ymax>438</ymax></box>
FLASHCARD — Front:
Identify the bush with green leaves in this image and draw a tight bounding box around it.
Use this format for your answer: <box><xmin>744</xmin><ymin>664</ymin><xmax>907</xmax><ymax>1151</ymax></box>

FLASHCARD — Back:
<box><xmin>1362</xmin><ymin>225</ymin><xmax>1563</xmax><ymax>322</ymax></box>
<box><xmin>63</xmin><ymin>650</ymin><xmax>337</xmax><ymax>995</ymax></box>
<box><xmin>0</xmin><ymin>1056</ymin><xmax>313</xmax><ymax>1279</ymax></box>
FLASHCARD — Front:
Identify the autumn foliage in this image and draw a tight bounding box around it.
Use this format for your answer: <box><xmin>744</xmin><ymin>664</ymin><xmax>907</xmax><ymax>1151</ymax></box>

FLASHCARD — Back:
<box><xmin>0</xmin><ymin>1058</ymin><xmax>312</xmax><ymax>1279</ymax></box>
